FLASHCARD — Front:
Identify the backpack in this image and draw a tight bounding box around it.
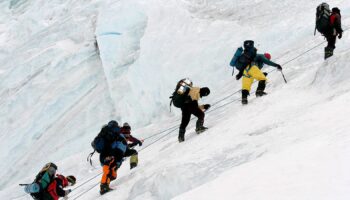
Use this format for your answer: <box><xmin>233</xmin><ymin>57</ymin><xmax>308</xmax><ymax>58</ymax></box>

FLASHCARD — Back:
<box><xmin>111</xmin><ymin>134</ymin><xmax>128</xmax><ymax>154</ymax></box>
<box><xmin>87</xmin><ymin>126</ymin><xmax>117</xmax><ymax>165</ymax></box>
<box><xmin>91</xmin><ymin>135</ymin><xmax>106</xmax><ymax>153</ymax></box>
<box><xmin>91</xmin><ymin>126</ymin><xmax>114</xmax><ymax>154</ymax></box>
<box><xmin>169</xmin><ymin>79</ymin><xmax>192</xmax><ymax>109</ymax></box>
<box><xmin>24</xmin><ymin>163</ymin><xmax>57</xmax><ymax>199</ymax></box>
<box><xmin>230</xmin><ymin>41</ymin><xmax>257</xmax><ymax>71</ymax></box>
<box><xmin>229</xmin><ymin>47</ymin><xmax>243</xmax><ymax>71</ymax></box>
<box><xmin>316</xmin><ymin>3</ymin><xmax>331</xmax><ymax>34</ymax></box>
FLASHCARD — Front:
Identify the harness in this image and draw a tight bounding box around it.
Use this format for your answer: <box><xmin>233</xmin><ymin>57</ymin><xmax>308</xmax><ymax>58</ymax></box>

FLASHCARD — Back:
<box><xmin>243</xmin><ymin>63</ymin><xmax>255</xmax><ymax>78</ymax></box>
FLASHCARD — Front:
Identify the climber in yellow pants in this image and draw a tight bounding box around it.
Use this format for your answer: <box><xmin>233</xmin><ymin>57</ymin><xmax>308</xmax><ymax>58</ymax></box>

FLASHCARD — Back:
<box><xmin>241</xmin><ymin>52</ymin><xmax>283</xmax><ymax>105</ymax></box>
<box><xmin>241</xmin><ymin>64</ymin><xmax>267</xmax><ymax>105</ymax></box>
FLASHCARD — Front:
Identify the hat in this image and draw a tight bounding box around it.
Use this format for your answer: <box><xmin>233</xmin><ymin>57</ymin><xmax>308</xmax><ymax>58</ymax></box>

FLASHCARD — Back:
<box><xmin>243</xmin><ymin>40</ymin><xmax>254</xmax><ymax>49</ymax></box>
<box><xmin>332</xmin><ymin>7</ymin><xmax>340</xmax><ymax>14</ymax></box>
<box><xmin>264</xmin><ymin>53</ymin><xmax>271</xmax><ymax>60</ymax></box>
<box><xmin>123</xmin><ymin>122</ymin><xmax>131</xmax><ymax>130</ymax></box>
<box><xmin>200</xmin><ymin>87</ymin><xmax>210</xmax><ymax>97</ymax></box>
<box><xmin>66</xmin><ymin>175</ymin><xmax>76</xmax><ymax>186</ymax></box>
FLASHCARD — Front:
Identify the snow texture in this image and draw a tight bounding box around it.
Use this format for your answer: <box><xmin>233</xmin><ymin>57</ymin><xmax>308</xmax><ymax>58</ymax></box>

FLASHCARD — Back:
<box><xmin>0</xmin><ymin>0</ymin><xmax>350</xmax><ymax>199</ymax></box>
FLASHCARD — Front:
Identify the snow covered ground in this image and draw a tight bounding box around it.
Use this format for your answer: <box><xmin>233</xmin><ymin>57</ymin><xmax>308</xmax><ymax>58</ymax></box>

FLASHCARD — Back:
<box><xmin>0</xmin><ymin>0</ymin><xmax>350</xmax><ymax>199</ymax></box>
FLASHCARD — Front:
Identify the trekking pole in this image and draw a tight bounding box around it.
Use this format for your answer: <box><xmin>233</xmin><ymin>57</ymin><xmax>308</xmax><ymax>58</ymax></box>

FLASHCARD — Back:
<box><xmin>231</xmin><ymin>68</ymin><xmax>234</xmax><ymax>76</ymax></box>
<box><xmin>19</xmin><ymin>184</ymin><xmax>29</xmax><ymax>186</ymax></box>
<box><xmin>280</xmin><ymin>70</ymin><xmax>287</xmax><ymax>83</ymax></box>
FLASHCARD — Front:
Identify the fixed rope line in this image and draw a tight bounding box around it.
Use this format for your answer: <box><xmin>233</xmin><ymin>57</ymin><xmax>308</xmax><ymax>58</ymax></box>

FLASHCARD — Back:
<box><xmin>143</xmin><ymin>124</ymin><xmax>179</xmax><ymax>140</ymax></box>
<box><xmin>144</xmin><ymin>88</ymin><xmax>242</xmax><ymax>140</ymax></box>
<box><xmin>143</xmin><ymin>87</ymin><xmax>242</xmax><ymax>140</ymax></box>
<box><xmin>71</xmin><ymin>182</ymin><xmax>100</xmax><ymax>200</ymax></box>
<box><xmin>71</xmin><ymin>126</ymin><xmax>179</xmax><ymax>199</ymax></box>
<box><xmin>123</xmin><ymin>39</ymin><xmax>331</xmax><ymax>150</ymax></box>
<box><xmin>139</xmin><ymin>127</ymin><xmax>178</xmax><ymax>152</ymax></box>
<box><xmin>71</xmin><ymin>173</ymin><xmax>101</xmax><ymax>192</ymax></box>
<box><xmin>210</xmin><ymin>89</ymin><xmax>241</xmax><ymax>107</ymax></box>
<box><xmin>206</xmin><ymin>38</ymin><xmax>336</xmax><ymax>112</ymax></box>
<box><xmin>281</xmin><ymin>41</ymin><xmax>326</xmax><ymax>66</ymax></box>
<box><xmin>69</xmin><ymin>32</ymin><xmax>341</xmax><ymax>199</ymax></box>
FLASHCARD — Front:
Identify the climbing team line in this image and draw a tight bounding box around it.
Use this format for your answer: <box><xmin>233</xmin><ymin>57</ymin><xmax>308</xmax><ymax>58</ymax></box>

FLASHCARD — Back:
<box><xmin>66</xmin><ymin>37</ymin><xmax>338</xmax><ymax>199</ymax></box>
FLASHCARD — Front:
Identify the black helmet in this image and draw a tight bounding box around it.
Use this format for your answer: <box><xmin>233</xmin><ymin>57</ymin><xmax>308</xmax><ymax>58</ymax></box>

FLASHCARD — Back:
<box><xmin>332</xmin><ymin>7</ymin><xmax>340</xmax><ymax>14</ymax></box>
<box><xmin>200</xmin><ymin>87</ymin><xmax>210</xmax><ymax>97</ymax></box>
<box><xmin>243</xmin><ymin>40</ymin><xmax>254</xmax><ymax>49</ymax></box>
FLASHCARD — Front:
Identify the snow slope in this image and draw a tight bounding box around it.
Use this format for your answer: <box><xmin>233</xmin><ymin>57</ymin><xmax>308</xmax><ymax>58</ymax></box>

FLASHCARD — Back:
<box><xmin>0</xmin><ymin>0</ymin><xmax>350</xmax><ymax>199</ymax></box>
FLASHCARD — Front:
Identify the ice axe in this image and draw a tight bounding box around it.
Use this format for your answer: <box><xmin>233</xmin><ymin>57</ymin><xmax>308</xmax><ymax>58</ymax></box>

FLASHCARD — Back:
<box><xmin>280</xmin><ymin>70</ymin><xmax>287</xmax><ymax>83</ymax></box>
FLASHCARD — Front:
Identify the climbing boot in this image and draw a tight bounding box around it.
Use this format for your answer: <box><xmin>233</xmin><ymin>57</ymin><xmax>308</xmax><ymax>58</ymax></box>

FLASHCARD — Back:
<box><xmin>130</xmin><ymin>163</ymin><xmax>137</xmax><ymax>169</ymax></box>
<box><xmin>256</xmin><ymin>80</ymin><xmax>267</xmax><ymax>97</ymax></box>
<box><xmin>324</xmin><ymin>47</ymin><xmax>334</xmax><ymax>60</ymax></box>
<box><xmin>130</xmin><ymin>154</ymin><xmax>138</xmax><ymax>169</ymax></box>
<box><xmin>100</xmin><ymin>183</ymin><xmax>112</xmax><ymax>195</ymax></box>
<box><xmin>195</xmin><ymin>126</ymin><xmax>208</xmax><ymax>134</ymax></box>
<box><xmin>195</xmin><ymin>120</ymin><xmax>208</xmax><ymax>134</ymax></box>
<box><xmin>178</xmin><ymin>129</ymin><xmax>185</xmax><ymax>143</ymax></box>
<box><xmin>256</xmin><ymin>90</ymin><xmax>267</xmax><ymax>97</ymax></box>
<box><xmin>242</xmin><ymin>90</ymin><xmax>249</xmax><ymax>105</ymax></box>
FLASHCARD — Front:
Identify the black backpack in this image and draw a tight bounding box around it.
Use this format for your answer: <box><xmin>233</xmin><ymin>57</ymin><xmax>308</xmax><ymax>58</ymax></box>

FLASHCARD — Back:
<box><xmin>169</xmin><ymin>79</ymin><xmax>192</xmax><ymax>109</ymax></box>
<box><xmin>87</xmin><ymin>126</ymin><xmax>115</xmax><ymax>165</ymax></box>
<box><xmin>91</xmin><ymin>126</ymin><xmax>115</xmax><ymax>153</ymax></box>
<box><xmin>316</xmin><ymin>3</ymin><xmax>331</xmax><ymax>34</ymax></box>
<box><xmin>235</xmin><ymin>40</ymin><xmax>257</xmax><ymax>70</ymax></box>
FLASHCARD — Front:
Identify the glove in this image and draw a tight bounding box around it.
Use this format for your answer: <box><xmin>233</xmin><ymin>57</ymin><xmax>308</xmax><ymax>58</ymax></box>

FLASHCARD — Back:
<box><xmin>236</xmin><ymin>73</ymin><xmax>242</xmax><ymax>80</ymax></box>
<box><xmin>338</xmin><ymin>32</ymin><xmax>342</xmax><ymax>39</ymax></box>
<box><xmin>137</xmin><ymin>140</ymin><xmax>143</xmax><ymax>146</ymax></box>
<box><xmin>65</xmin><ymin>189</ymin><xmax>72</xmax><ymax>196</ymax></box>
<box><xmin>276</xmin><ymin>64</ymin><xmax>282</xmax><ymax>71</ymax></box>
<box><xmin>203</xmin><ymin>104</ymin><xmax>211</xmax><ymax>110</ymax></box>
<box><xmin>263</xmin><ymin>72</ymin><xmax>268</xmax><ymax>76</ymax></box>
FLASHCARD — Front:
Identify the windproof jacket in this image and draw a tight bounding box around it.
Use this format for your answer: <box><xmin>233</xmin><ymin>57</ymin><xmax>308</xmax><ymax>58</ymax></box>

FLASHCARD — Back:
<box><xmin>330</xmin><ymin>12</ymin><xmax>342</xmax><ymax>34</ymax></box>
<box><xmin>254</xmin><ymin>54</ymin><xmax>279</xmax><ymax>69</ymax></box>
<box><xmin>44</xmin><ymin>175</ymin><xmax>68</xmax><ymax>200</ymax></box>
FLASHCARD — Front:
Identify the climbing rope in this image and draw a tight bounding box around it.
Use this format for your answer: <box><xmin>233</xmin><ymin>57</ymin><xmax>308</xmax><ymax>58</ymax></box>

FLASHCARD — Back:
<box><xmin>59</xmin><ymin>26</ymin><xmax>350</xmax><ymax>199</ymax></box>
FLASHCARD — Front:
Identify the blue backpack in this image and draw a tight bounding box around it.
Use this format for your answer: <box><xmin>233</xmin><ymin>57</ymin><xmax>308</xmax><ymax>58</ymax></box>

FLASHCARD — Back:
<box><xmin>111</xmin><ymin>134</ymin><xmax>128</xmax><ymax>154</ymax></box>
<box><xmin>230</xmin><ymin>47</ymin><xmax>244</xmax><ymax>71</ymax></box>
<box><xmin>230</xmin><ymin>40</ymin><xmax>257</xmax><ymax>72</ymax></box>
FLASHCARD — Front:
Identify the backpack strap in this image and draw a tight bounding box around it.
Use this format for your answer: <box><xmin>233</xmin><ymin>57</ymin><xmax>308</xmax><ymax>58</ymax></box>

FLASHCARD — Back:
<box><xmin>86</xmin><ymin>150</ymin><xmax>96</xmax><ymax>166</ymax></box>
<box><xmin>169</xmin><ymin>98</ymin><xmax>173</xmax><ymax>112</ymax></box>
